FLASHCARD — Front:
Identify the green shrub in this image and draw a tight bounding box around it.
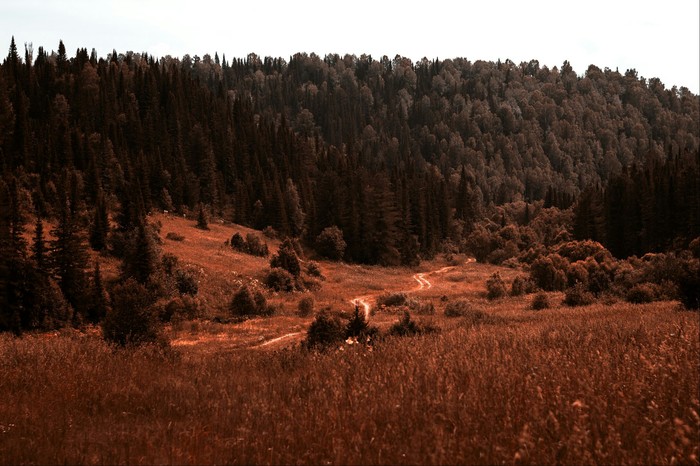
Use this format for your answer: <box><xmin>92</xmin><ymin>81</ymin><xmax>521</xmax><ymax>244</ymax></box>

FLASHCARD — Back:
<box><xmin>316</xmin><ymin>226</ymin><xmax>347</xmax><ymax>261</ymax></box>
<box><xmin>345</xmin><ymin>306</ymin><xmax>379</xmax><ymax>344</ymax></box>
<box><xmin>297</xmin><ymin>296</ymin><xmax>315</xmax><ymax>317</ymax></box>
<box><xmin>304</xmin><ymin>310</ymin><xmax>346</xmax><ymax>350</ymax></box>
<box><xmin>262</xmin><ymin>226</ymin><xmax>277</xmax><ymax>239</ymax></box>
<box><xmin>265</xmin><ymin>267</ymin><xmax>295</xmax><ymax>292</ymax></box>
<box><xmin>245</xmin><ymin>234</ymin><xmax>269</xmax><ymax>257</ymax></box>
<box><xmin>531</xmin><ymin>292</ymin><xmax>550</xmax><ymax>310</ymax></box>
<box><xmin>388</xmin><ymin>311</ymin><xmax>438</xmax><ymax>337</ymax></box>
<box><xmin>160</xmin><ymin>295</ymin><xmax>201</xmax><ymax>322</ymax></box>
<box><xmin>270</xmin><ymin>238</ymin><xmax>301</xmax><ymax>277</ymax></box>
<box><xmin>174</xmin><ymin>268</ymin><xmax>198</xmax><ymax>295</ymax></box>
<box><xmin>460</xmin><ymin>308</ymin><xmax>504</xmax><ymax>327</ymax></box>
<box><xmin>230</xmin><ymin>285</ymin><xmax>272</xmax><ymax>317</ymax></box>
<box><xmin>305</xmin><ymin>261</ymin><xmax>324</xmax><ymax>279</ymax></box>
<box><xmin>230</xmin><ymin>233</ymin><xmax>269</xmax><ymax>257</ymax></box>
<box><xmin>165</xmin><ymin>232</ymin><xmax>185</xmax><ymax>242</ymax></box>
<box><xmin>510</xmin><ymin>275</ymin><xmax>537</xmax><ymax>296</ymax></box>
<box><xmin>408</xmin><ymin>299</ymin><xmax>435</xmax><ymax>315</ymax></box>
<box><xmin>563</xmin><ymin>283</ymin><xmax>595</xmax><ymax>307</ymax></box>
<box><xmin>530</xmin><ymin>255</ymin><xmax>568</xmax><ymax>291</ymax></box>
<box><xmin>230</xmin><ymin>232</ymin><xmax>246</xmax><ymax>251</ymax></box>
<box><xmin>102</xmin><ymin>278</ymin><xmax>161</xmax><ymax>346</ymax></box>
<box><xmin>444</xmin><ymin>299</ymin><xmax>471</xmax><ymax>317</ymax></box>
<box><xmin>486</xmin><ymin>272</ymin><xmax>507</xmax><ymax>300</ymax></box>
<box><xmin>376</xmin><ymin>292</ymin><xmax>408</xmax><ymax>308</ymax></box>
<box><xmin>626</xmin><ymin>283</ymin><xmax>657</xmax><ymax>304</ymax></box>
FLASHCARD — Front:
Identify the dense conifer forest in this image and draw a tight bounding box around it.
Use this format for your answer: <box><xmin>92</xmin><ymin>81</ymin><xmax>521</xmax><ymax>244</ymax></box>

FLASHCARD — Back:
<box><xmin>1</xmin><ymin>37</ymin><xmax>699</xmax><ymax>333</ymax></box>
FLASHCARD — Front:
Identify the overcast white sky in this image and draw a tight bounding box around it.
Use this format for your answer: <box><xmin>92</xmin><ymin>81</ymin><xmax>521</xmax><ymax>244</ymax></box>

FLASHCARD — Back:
<box><xmin>2</xmin><ymin>0</ymin><xmax>698</xmax><ymax>92</ymax></box>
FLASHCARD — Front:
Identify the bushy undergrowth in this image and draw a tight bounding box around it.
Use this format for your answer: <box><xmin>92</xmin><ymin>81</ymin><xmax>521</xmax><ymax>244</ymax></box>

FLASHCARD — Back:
<box><xmin>485</xmin><ymin>272</ymin><xmax>507</xmax><ymax>300</ymax></box>
<box><xmin>303</xmin><ymin>310</ymin><xmax>345</xmax><ymax>350</ymax></box>
<box><xmin>376</xmin><ymin>292</ymin><xmax>408</xmax><ymax>308</ymax></box>
<box><xmin>229</xmin><ymin>284</ymin><xmax>273</xmax><ymax>317</ymax></box>
<box><xmin>102</xmin><ymin>278</ymin><xmax>162</xmax><ymax>346</ymax></box>
<box><xmin>265</xmin><ymin>267</ymin><xmax>295</xmax><ymax>292</ymax></box>
<box><xmin>165</xmin><ymin>231</ymin><xmax>185</xmax><ymax>241</ymax></box>
<box><xmin>444</xmin><ymin>299</ymin><xmax>472</xmax><ymax>317</ymax></box>
<box><xmin>564</xmin><ymin>283</ymin><xmax>596</xmax><ymax>307</ymax></box>
<box><xmin>531</xmin><ymin>292</ymin><xmax>551</xmax><ymax>310</ymax></box>
<box><xmin>388</xmin><ymin>311</ymin><xmax>438</xmax><ymax>337</ymax></box>
<box><xmin>229</xmin><ymin>232</ymin><xmax>269</xmax><ymax>257</ymax></box>
<box><xmin>297</xmin><ymin>296</ymin><xmax>315</xmax><ymax>317</ymax></box>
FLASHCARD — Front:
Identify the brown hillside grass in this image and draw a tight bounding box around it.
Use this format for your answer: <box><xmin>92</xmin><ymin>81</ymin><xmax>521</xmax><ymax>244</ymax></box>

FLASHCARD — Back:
<box><xmin>1</xmin><ymin>303</ymin><xmax>698</xmax><ymax>465</ymax></box>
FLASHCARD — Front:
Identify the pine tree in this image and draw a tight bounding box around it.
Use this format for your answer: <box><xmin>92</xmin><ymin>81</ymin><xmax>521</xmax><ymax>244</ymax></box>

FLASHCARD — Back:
<box><xmin>89</xmin><ymin>189</ymin><xmax>109</xmax><ymax>251</ymax></box>
<box><xmin>285</xmin><ymin>178</ymin><xmax>306</xmax><ymax>237</ymax></box>
<box><xmin>0</xmin><ymin>180</ymin><xmax>22</xmax><ymax>333</ymax></box>
<box><xmin>86</xmin><ymin>261</ymin><xmax>108</xmax><ymax>324</ymax></box>
<box><xmin>196</xmin><ymin>202</ymin><xmax>209</xmax><ymax>230</ymax></box>
<box><xmin>50</xmin><ymin>198</ymin><xmax>89</xmax><ymax>322</ymax></box>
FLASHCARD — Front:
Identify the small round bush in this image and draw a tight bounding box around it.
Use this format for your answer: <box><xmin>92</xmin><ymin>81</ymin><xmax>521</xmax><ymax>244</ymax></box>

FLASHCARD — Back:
<box><xmin>563</xmin><ymin>283</ymin><xmax>595</xmax><ymax>307</ymax></box>
<box><xmin>389</xmin><ymin>311</ymin><xmax>438</xmax><ymax>337</ymax></box>
<box><xmin>102</xmin><ymin>278</ymin><xmax>160</xmax><ymax>346</ymax></box>
<box><xmin>376</xmin><ymin>292</ymin><xmax>408</xmax><ymax>308</ymax></box>
<box><xmin>305</xmin><ymin>261</ymin><xmax>324</xmax><ymax>279</ymax></box>
<box><xmin>444</xmin><ymin>299</ymin><xmax>471</xmax><ymax>317</ymax></box>
<box><xmin>270</xmin><ymin>238</ymin><xmax>301</xmax><ymax>277</ymax></box>
<box><xmin>511</xmin><ymin>275</ymin><xmax>537</xmax><ymax>296</ymax></box>
<box><xmin>626</xmin><ymin>283</ymin><xmax>656</xmax><ymax>304</ymax></box>
<box><xmin>230</xmin><ymin>232</ymin><xmax>246</xmax><ymax>251</ymax></box>
<box><xmin>161</xmin><ymin>295</ymin><xmax>201</xmax><ymax>322</ymax></box>
<box><xmin>174</xmin><ymin>268</ymin><xmax>199</xmax><ymax>295</ymax></box>
<box><xmin>165</xmin><ymin>232</ymin><xmax>185</xmax><ymax>242</ymax></box>
<box><xmin>304</xmin><ymin>311</ymin><xmax>345</xmax><ymax>350</ymax></box>
<box><xmin>230</xmin><ymin>285</ymin><xmax>271</xmax><ymax>316</ymax></box>
<box><xmin>245</xmin><ymin>234</ymin><xmax>269</xmax><ymax>257</ymax></box>
<box><xmin>297</xmin><ymin>296</ymin><xmax>315</xmax><ymax>317</ymax></box>
<box><xmin>161</xmin><ymin>253</ymin><xmax>179</xmax><ymax>275</ymax></box>
<box><xmin>486</xmin><ymin>272</ymin><xmax>507</xmax><ymax>300</ymax></box>
<box><xmin>531</xmin><ymin>292</ymin><xmax>550</xmax><ymax>310</ymax></box>
<box><xmin>265</xmin><ymin>267</ymin><xmax>295</xmax><ymax>292</ymax></box>
<box><xmin>316</xmin><ymin>225</ymin><xmax>347</xmax><ymax>261</ymax></box>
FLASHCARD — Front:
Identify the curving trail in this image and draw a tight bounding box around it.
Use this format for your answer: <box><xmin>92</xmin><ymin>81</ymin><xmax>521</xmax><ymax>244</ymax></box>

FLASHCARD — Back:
<box><xmin>350</xmin><ymin>297</ymin><xmax>372</xmax><ymax>320</ymax></box>
<box><xmin>253</xmin><ymin>331</ymin><xmax>303</xmax><ymax>348</ymax></box>
<box><xmin>413</xmin><ymin>273</ymin><xmax>431</xmax><ymax>290</ymax></box>
<box><xmin>256</xmin><ymin>257</ymin><xmax>476</xmax><ymax>348</ymax></box>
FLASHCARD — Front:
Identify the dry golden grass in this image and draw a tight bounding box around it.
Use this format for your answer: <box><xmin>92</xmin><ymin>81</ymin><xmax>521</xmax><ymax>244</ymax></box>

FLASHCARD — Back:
<box><xmin>1</xmin><ymin>303</ymin><xmax>698</xmax><ymax>465</ymax></box>
<box><xmin>6</xmin><ymin>214</ymin><xmax>697</xmax><ymax>464</ymax></box>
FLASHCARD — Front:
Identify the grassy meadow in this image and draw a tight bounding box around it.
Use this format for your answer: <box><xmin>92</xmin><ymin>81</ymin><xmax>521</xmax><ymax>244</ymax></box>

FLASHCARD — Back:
<box><xmin>3</xmin><ymin>213</ymin><xmax>699</xmax><ymax>464</ymax></box>
<box><xmin>1</xmin><ymin>302</ymin><xmax>698</xmax><ymax>465</ymax></box>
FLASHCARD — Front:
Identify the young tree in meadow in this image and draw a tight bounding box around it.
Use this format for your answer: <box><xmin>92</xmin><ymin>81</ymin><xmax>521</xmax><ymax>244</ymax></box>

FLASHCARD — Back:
<box><xmin>315</xmin><ymin>225</ymin><xmax>347</xmax><ymax>260</ymax></box>
<box><xmin>102</xmin><ymin>278</ymin><xmax>160</xmax><ymax>346</ymax></box>
<box><xmin>270</xmin><ymin>238</ymin><xmax>302</xmax><ymax>277</ymax></box>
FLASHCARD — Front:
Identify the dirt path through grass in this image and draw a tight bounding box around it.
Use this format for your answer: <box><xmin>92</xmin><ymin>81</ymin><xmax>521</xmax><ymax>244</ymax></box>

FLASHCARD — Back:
<box><xmin>255</xmin><ymin>257</ymin><xmax>476</xmax><ymax>349</ymax></box>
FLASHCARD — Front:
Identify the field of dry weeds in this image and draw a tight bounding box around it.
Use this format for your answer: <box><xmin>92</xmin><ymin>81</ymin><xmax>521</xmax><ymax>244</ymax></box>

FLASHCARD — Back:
<box><xmin>2</xmin><ymin>214</ymin><xmax>698</xmax><ymax>464</ymax></box>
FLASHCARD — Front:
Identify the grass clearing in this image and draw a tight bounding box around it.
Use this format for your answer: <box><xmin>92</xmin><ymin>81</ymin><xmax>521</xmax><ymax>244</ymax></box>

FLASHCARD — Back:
<box><xmin>1</xmin><ymin>303</ymin><xmax>697</xmax><ymax>464</ymax></box>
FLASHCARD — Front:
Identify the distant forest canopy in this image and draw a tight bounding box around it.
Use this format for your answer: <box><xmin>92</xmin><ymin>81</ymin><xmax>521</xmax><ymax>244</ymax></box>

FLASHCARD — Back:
<box><xmin>1</xmin><ymin>38</ymin><xmax>699</xmax><ymax>263</ymax></box>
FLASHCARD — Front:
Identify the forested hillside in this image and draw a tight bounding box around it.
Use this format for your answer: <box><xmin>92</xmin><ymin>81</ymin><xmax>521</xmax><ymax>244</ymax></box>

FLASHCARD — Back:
<box><xmin>1</xmin><ymin>38</ymin><xmax>698</xmax><ymax>265</ymax></box>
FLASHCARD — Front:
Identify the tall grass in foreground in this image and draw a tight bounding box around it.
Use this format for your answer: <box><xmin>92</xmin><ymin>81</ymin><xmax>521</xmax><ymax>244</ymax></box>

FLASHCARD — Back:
<box><xmin>1</xmin><ymin>303</ymin><xmax>698</xmax><ymax>465</ymax></box>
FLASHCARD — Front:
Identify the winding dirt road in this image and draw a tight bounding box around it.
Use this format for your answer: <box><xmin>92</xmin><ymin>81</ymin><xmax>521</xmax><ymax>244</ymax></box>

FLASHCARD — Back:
<box><xmin>255</xmin><ymin>257</ymin><xmax>476</xmax><ymax>348</ymax></box>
